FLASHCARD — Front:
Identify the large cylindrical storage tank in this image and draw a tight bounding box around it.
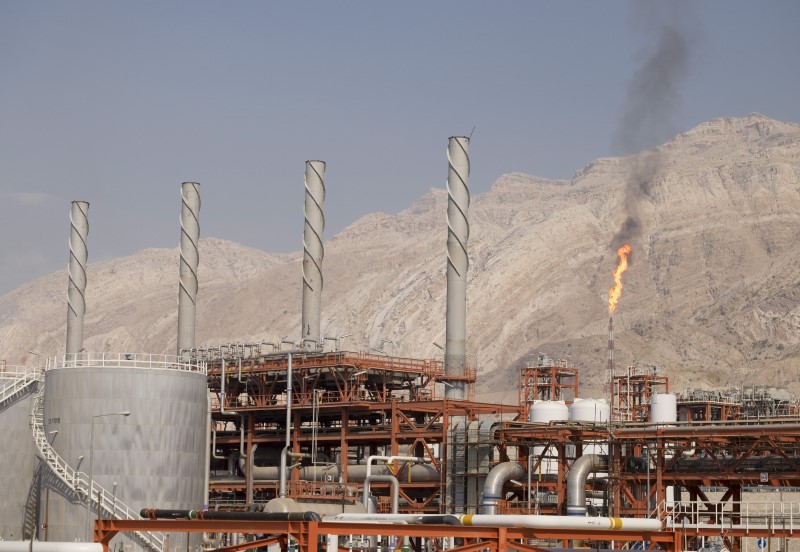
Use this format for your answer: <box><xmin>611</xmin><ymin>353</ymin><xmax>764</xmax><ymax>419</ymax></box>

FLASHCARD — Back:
<box><xmin>650</xmin><ymin>393</ymin><xmax>677</xmax><ymax>424</ymax></box>
<box><xmin>529</xmin><ymin>401</ymin><xmax>569</xmax><ymax>475</ymax></box>
<box><xmin>41</xmin><ymin>353</ymin><xmax>207</xmax><ymax>550</ymax></box>
<box><xmin>0</xmin><ymin>367</ymin><xmax>41</xmax><ymax>540</ymax></box>
<box><xmin>569</xmin><ymin>398</ymin><xmax>610</xmax><ymax>455</ymax></box>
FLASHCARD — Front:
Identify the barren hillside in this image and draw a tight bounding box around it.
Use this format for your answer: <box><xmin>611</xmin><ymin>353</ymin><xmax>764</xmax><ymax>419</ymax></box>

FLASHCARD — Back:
<box><xmin>2</xmin><ymin>114</ymin><xmax>799</xmax><ymax>402</ymax></box>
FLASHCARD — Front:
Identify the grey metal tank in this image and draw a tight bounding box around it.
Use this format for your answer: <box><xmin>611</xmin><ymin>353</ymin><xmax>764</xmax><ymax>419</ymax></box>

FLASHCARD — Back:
<box><xmin>0</xmin><ymin>366</ymin><xmax>42</xmax><ymax>540</ymax></box>
<box><xmin>41</xmin><ymin>353</ymin><xmax>207</xmax><ymax>550</ymax></box>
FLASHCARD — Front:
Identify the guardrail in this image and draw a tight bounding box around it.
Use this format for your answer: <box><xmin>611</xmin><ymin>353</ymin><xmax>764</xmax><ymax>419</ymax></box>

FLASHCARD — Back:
<box><xmin>46</xmin><ymin>352</ymin><xmax>206</xmax><ymax>374</ymax></box>
<box><xmin>665</xmin><ymin>499</ymin><xmax>800</xmax><ymax>533</ymax></box>
<box><xmin>29</xmin><ymin>387</ymin><xmax>166</xmax><ymax>551</ymax></box>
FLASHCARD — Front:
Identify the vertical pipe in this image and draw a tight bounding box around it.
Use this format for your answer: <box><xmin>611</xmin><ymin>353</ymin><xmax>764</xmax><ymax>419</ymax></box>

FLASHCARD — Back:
<box><xmin>444</xmin><ymin>137</ymin><xmax>470</xmax><ymax>400</ymax></box>
<box><xmin>66</xmin><ymin>201</ymin><xmax>89</xmax><ymax>355</ymax></box>
<box><xmin>301</xmin><ymin>161</ymin><xmax>326</xmax><ymax>350</ymax></box>
<box><xmin>608</xmin><ymin>316</ymin><xmax>614</xmax><ymax>401</ymax></box>
<box><xmin>177</xmin><ymin>182</ymin><xmax>201</xmax><ymax>355</ymax></box>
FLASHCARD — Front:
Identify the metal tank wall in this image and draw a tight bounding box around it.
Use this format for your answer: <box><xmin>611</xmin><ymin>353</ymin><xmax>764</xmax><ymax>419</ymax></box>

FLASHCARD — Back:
<box><xmin>0</xmin><ymin>371</ymin><xmax>41</xmax><ymax>540</ymax></box>
<box><xmin>41</xmin><ymin>355</ymin><xmax>207</xmax><ymax>549</ymax></box>
<box><xmin>529</xmin><ymin>400</ymin><xmax>569</xmax><ymax>475</ymax></box>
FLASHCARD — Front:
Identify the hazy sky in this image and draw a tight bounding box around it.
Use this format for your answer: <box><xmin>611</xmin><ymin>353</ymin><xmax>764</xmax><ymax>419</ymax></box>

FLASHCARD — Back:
<box><xmin>1</xmin><ymin>1</ymin><xmax>798</xmax><ymax>295</ymax></box>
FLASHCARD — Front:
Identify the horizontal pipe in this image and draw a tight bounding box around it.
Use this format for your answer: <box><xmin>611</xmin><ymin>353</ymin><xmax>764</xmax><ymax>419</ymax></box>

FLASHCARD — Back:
<box><xmin>458</xmin><ymin>514</ymin><xmax>662</xmax><ymax>532</ymax></box>
<box><xmin>140</xmin><ymin>509</ymin><xmax>322</xmax><ymax>522</ymax></box>
<box><xmin>330</xmin><ymin>514</ymin><xmax>461</xmax><ymax>525</ymax></box>
<box><xmin>0</xmin><ymin>545</ymin><xmax>103</xmax><ymax>552</ymax></box>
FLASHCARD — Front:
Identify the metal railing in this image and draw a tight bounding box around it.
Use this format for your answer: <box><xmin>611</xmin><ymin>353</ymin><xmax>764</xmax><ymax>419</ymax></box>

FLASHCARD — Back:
<box><xmin>47</xmin><ymin>352</ymin><xmax>206</xmax><ymax>374</ymax></box>
<box><xmin>665</xmin><ymin>499</ymin><xmax>800</xmax><ymax>533</ymax></box>
<box><xmin>0</xmin><ymin>366</ymin><xmax>41</xmax><ymax>408</ymax></box>
<box><xmin>29</xmin><ymin>387</ymin><xmax>166</xmax><ymax>551</ymax></box>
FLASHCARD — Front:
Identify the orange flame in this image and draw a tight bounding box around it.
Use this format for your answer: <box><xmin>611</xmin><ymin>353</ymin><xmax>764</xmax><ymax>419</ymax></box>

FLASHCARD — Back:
<box><xmin>608</xmin><ymin>243</ymin><xmax>632</xmax><ymax>315</ymax></box>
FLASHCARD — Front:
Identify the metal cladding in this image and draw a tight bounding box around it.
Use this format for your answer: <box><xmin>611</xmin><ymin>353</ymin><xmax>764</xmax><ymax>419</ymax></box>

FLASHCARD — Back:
<box><xmin>66</xmin><ymin>201</ymin><xmax>89</xmax><ymax>355</ymax></box>
<box><xmin>177</xmin><ymin>182</ymin><xmax>201</xmax><ymax>355</ymax></box>
<box><xmin>42</xmin><ymin>355</ymin><xmax>207</xmax><ymax>549</ymax></box>
<box><xmin>301</xmin><ymin>160</ymin><xmax>326</xmax><ymax>350</ymax></box>
<box><xmin>445</xmin><ymin>137</ymin><xmax>470</xmax><ymax>399</ymax></box>
<box><xmin>0</xmin><ymin>370</ymin><xmax>40</xmax><ymax>540</ymax></box>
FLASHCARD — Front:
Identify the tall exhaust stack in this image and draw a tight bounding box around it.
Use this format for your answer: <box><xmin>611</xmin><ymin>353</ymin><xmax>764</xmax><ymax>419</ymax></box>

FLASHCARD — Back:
<box><xmin>444</xmin><ymin>136</ymin><xmax>470</xmax><ymax>400</ymax></box>
<box><xmin>177</xmin><ymin>182</ymin><xmax>201</xmax><ymax>356</ymax></box>
<box><xmin>65</xmin><ymin>201</ymin><xmax>89</xmax><ymax>355</ymax></box>
<box><xmin>301</xmin><ymin>160</ymin><xmax>326</xmax><ymax>350</ymax></box>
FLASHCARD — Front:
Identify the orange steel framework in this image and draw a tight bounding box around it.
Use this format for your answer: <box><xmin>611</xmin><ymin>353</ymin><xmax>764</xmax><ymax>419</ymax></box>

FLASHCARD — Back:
<box><xmin>497</xmin><ymin>418</ymin><xmax>800</xmax><ymax>552</ymax></box>
<box><xmin>518</xmin><ymin>358</ymin><xmax>577</xmax><ymax>421</ymax></box>
<box><xmin>94</xmin><ymin>518</ymin><xmax>682</xmax><ymax>552</ymax></box>
<box><xmin>207</xmin><ymin>351</ymin><xmax>518</xmax><ymax>511</ymax></box>
<box><xmin>611</xmin><ymin>365</ymin><xmax>669</xmax><ymax>422</ymax></box>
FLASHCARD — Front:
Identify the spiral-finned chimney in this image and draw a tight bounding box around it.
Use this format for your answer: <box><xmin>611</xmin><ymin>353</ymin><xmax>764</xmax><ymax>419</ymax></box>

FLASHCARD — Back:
<box><xmin>445</xmin><ymin>136</ymin><xmax>470</xmax><ymax>400</ymax></box>
<box><xmin>301</xmin><ymin>160</ymin><xmax>326</xmax><ymax>350</ymax></box>
<box><xmin>177</xmin><ymin>182</ymin><xmax>201</xmax><ymax>355</ymax></box>
<box><xmin>65</xmin><ymin>201</ymin><xmax>89</xmax><ymax>355</ymax></box>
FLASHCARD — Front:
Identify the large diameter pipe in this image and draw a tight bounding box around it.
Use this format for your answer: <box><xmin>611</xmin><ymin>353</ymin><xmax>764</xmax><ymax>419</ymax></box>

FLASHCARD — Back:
<box><xmin>177</xmin><ymin>182</ymin><xmax>201</xmax><ymax>355</ymax></box>
<box><xmin>458</xmin><ymin>514</ymin><xmax>662</xmax><ymax>532</ymax></box>
<box><xmin>567</xmin><ymin>454</ymin><xmax>607</xmax><ymax>516</ymax></box>
<box><xmin>66</xmin><ymin>201</ymin><xmax>89</xmax><ymax>355</ymax></box>
<box><xmin>481</xmin><ymin>461</ymin><xmax>525</xmax><ymax>514</ymax></box>
<box><xmin>444</xmin><ymin>137</ymin><xmax>470</xmax><ymax>399</ymax></box>
<box><xmin>362</xmin><ymin>475</ymin><xmax>400</xmax><ymax>514</ymax></box>
<box><xmin>301</xmin><ymin>160</ymin><xmax>325</xmax><ymax>350</ymax></box>
<box><xmin>0</xmin><ymin>544</ymin><xmax>103</xmax><ymax>552</ymax></box>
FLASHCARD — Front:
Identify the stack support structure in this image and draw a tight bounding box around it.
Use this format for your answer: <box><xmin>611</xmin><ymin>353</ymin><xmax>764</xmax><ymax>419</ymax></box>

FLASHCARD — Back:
<box><xmin>301</xmin><ymin>160</ymin><xmax>326</xmax><ymax>350</ymax></box>
<box><xmin>444</xmin><ymin>136</ymin><xmax>470</xmax><ymax>400</ymax></box>
<box><xmin>66</xmin><ymin>201</ymin><xmax>89</xmax><ymax>355</ymax></box>
<box><xmin>177</xmin><ymin>182</ymin><xmax>201</xmax><ymax>355</ymax></box>
<box><xmin>41</xmin><ymin>354</ymin><xmax>207</xmax><ymax>550</ymax></box>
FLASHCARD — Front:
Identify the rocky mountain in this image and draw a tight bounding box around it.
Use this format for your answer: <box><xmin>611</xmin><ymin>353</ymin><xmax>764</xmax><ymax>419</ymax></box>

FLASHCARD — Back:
<box><xmin>2</xmin><ymin>114</ymin><xmax>800</xmax><ymax>402</ymax></box>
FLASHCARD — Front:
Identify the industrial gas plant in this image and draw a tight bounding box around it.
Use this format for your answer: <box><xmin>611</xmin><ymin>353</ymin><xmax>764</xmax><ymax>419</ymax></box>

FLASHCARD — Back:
<box><xmin>2</xmin><ymin>138</ymin><xmax>800</xmax><ymax>552</ymax></box>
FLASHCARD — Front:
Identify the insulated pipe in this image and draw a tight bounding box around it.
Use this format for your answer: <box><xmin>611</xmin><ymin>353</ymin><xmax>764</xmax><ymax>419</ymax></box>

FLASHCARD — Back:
<box><xmin>567</xmin><ymin>454</ymin><xmax>607</xmax><ymax>516</ymax></box>
<box><xmin>0</xmin><ymin>544</ymin><xmax>103</xmax><ymax>552</ymax></box>
<box><xmin>362</xmin><ymin>475</ymin><xmax>400</xmax><ymax>514</ymax></box>
<box><xmin>301</xmin><ymin>160</ymin><xmax>325</xmax><ymax>350</ymax></box>
<box><xmin>444</xmin><ymin>137</ymin><xmax>470</xmax><ymax>400</ymax></box>
<box><xmin>458</xmin><ymin>514</ymin><xmax>662</xmax><ymax>532</ymax></box>
<box><xmin>331</xmin><ymin>514</ymin><xmax>461</xmax><ymax>525</ymax></box>
<box><xmin>347</xmin><ymin>463</ymin><xmax>439</xmax><ymax>483</ymax></box>
<box><xmin>66</xmin><ymin>201</ymin><xmax>89</xmax><ymax>355</ymax></box>
<box><xmin>279</xmin><ymin>352</ymin><xmax>293</xmax><ymax>497</ymax></box>
<box><xmin>481</xmin><ymin>461</ymin><xmax>525</xmax><ymax>514</ymax></box>
<box><xmin>177</xmin><ymin>182</ymin><xmax>200</xmax><ymax>355</ymax></box>
<box><xmin>365</xmin><ymin>455</ymin><xmax>422</xmax><ymax>478</ymax></box>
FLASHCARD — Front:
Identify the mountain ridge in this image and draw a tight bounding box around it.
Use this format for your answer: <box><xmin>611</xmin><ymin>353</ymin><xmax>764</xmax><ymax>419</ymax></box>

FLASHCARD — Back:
<box><xmin>3</xmin><ymin>114</ymin><xmax>800</xmax><ymax>402</ymax></box>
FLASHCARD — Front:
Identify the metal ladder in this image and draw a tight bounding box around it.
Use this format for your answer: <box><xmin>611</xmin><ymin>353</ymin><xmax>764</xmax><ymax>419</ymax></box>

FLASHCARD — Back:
<box><xmin>30</xmin><ymin>386</ymin><xmax>166</xmax><ymax>552</ymax></box>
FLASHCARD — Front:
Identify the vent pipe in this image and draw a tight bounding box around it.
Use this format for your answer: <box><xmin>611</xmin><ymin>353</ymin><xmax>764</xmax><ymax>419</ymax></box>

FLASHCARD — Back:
<box><xmin>177</xmin><ymin>182</ymin><xmax>201</xmax><ymax>355</ymax></box>
<box><xmin>301</xmin><ymin>160</ymin><xmax>326</xmax><ymax>350</ymax></box>
<box><xmin>444</xmin><ymin>136</ymin><xmax>470</xmax><ymax>399</ymax></box>
<box><xmin>65</xmin><ymin>201</ymin><xmax>89</xmax><ymax>355</ymax></box>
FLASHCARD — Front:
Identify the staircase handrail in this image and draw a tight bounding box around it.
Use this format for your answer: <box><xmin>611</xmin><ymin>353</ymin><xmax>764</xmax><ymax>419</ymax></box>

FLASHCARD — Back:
<box><xmin>30</xmin><ymin>387</ymin><xmax>166</xmax><ymax>551</ymax></box>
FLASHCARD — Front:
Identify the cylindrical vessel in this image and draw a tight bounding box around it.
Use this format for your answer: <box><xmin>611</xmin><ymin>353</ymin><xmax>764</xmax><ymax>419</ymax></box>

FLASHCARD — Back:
<box><xmin>66</xmin><ymin>201</ymin><xmax>89</xmax><ymax>355</ymax></box>
<box><xmin>301</xmin><ymin>160</ymin><xmax>326</xmax><ymax>350</ymax></box>
<box><xmin>444</xmin><ymin>137</ymin><xmax>470</xmax><ymax>400</ymax></box>
<box><xmin>177</xmin><ymin>182</ymin><xmax>201</xmax><ymax>355</ymax></box>
<box><xmin>42</xmin><ymin>353</ymin><xmax>207</xmax><ymax>550</ymax></box>
<box><xmin>529</xmin><ymin>401</ymin><xmax>569</xmax><ymax>474</ymax></box>
<box><xmin>570</xmin><ymin>398</ymin><xmax>611</xmax><ymax>455</ymax></box>
<box><xmin>650</xmin><ymin>393</ymin><xmax>677</xmax><ymax>424</ymax></box>
<box><xmin>0</xmin><ymin>368</ymin><xmax>40</xmax><ymax>540</ymax></box>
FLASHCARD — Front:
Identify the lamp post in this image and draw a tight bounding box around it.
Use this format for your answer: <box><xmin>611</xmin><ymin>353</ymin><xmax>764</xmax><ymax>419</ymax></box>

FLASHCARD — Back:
<box><xmin>86</xmin><ymin>410</ymin><xmax>130</xmax><ymax>541</ymax></box>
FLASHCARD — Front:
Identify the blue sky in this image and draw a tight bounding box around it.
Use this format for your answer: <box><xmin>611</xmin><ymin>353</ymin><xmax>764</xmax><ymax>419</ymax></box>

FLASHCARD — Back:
<box><xmin>1</xmin><ymin>1</ymin><xmax>798</xmax><ymax>295</ymax></box>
